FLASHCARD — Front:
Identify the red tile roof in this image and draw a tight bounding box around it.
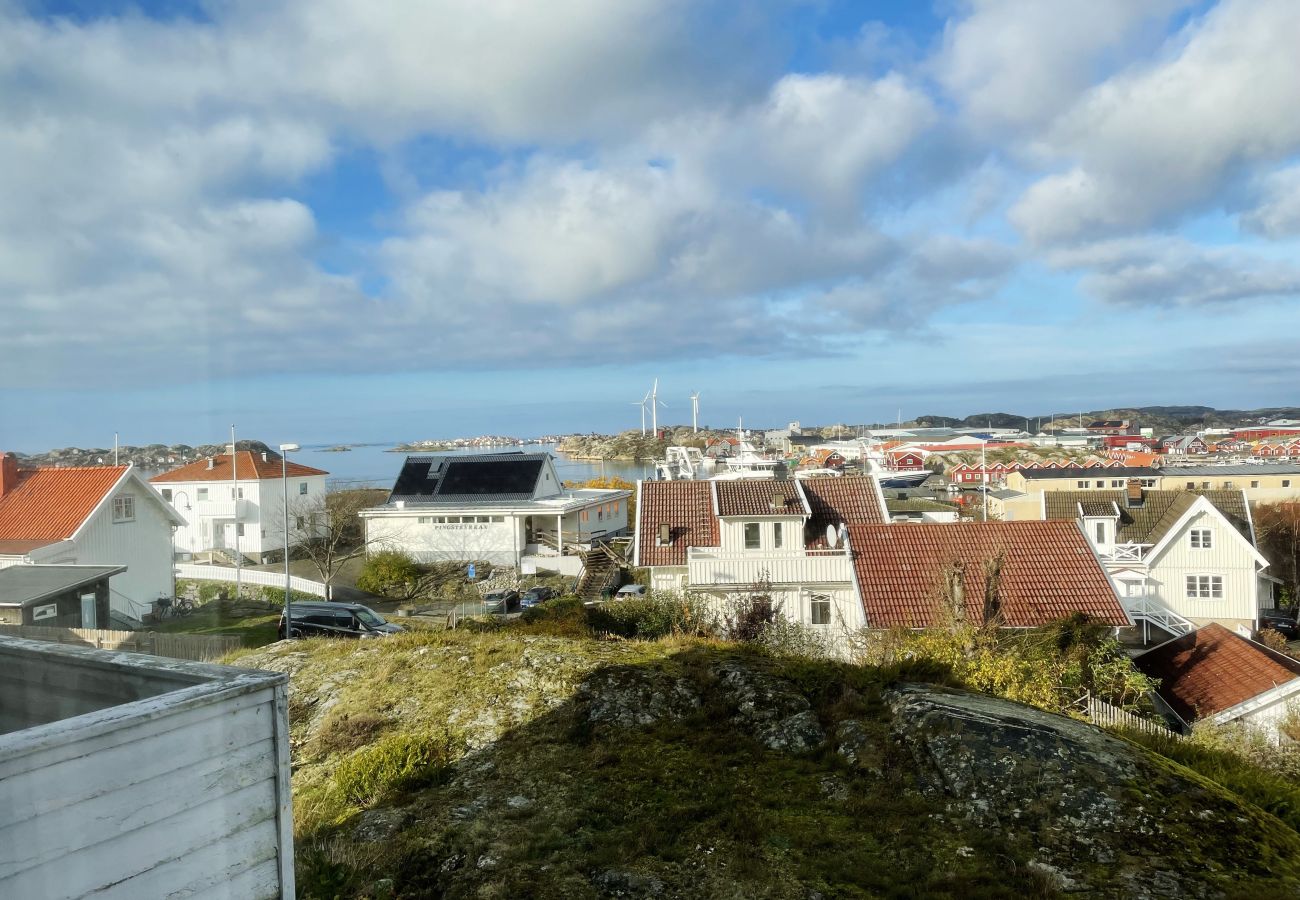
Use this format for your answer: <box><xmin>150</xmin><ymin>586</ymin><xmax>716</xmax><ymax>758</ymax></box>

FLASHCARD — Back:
<box><xmin>714</xmin><ymin>481</ymin><xmax>806</xmax><ymax>518</ymax></box>
<box><xmin>802</xmin><ymin>476</ymin><xmax>886</xmax><ymax>548</ymax></box>
<box><xmin>847</xmin><ymin>521</ymin><xmax>1129</xmax><ymax>629</ymax></box>
<box><xmin>1134</xmin><ymin>624</ymin><xmax>1300</xmax><ymax>724</ymax></box>
<box><xmin>638</xmin><ymin>481</ymin><xmax>720</xmax><ymax>566</ymax></box>
<box><xmin>0</xmin><ymin>466</ymin><xmax>128</xmax><ymax>542</ymax></box>
<box><xmin>151</xmin><ymin>451</ymin><xmax>328</xmax><ymax>483</ymax></box>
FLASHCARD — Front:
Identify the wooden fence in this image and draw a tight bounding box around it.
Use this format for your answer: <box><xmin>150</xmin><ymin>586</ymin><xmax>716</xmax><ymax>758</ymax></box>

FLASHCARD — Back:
<box><xmin>0</xmin><ymin>625</ymin><xmax>243</xmax><ymax>662</ymax></box>
<box><xmin>1081</xmin><ymin>693</ymin><xmax>1183</xmax><ymax>740</ymax></box>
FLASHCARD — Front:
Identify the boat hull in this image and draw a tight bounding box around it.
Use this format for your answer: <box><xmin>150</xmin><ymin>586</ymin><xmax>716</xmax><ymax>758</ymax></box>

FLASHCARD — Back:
<box><xmin>876</xmin><ymin>470</ymin><xmax>932</xmax><ymax>489</ymax></box>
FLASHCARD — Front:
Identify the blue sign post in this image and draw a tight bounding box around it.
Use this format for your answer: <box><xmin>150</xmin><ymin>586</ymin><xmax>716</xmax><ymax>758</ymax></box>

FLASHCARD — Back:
<box><xmin>467</xmin><ymin>563</ymin><xmax>476</xmax><ymax>581</ymax></box>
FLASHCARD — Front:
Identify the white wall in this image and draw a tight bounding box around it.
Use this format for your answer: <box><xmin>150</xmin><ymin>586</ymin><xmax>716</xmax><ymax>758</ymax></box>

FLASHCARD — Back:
<box><xmin>160</xmin><ymin>475</ymin><xmax>327</xmax><ymax>560</ymax></box>
<box><xmin>1145</xmin><ymin>508</ymin><xmax>1261</xmax><ymax>624</ymax></box>
<box><xmin>366</xmin><ymin>513</ymin><xmax>520</xmax><ymax>566</ymax></box>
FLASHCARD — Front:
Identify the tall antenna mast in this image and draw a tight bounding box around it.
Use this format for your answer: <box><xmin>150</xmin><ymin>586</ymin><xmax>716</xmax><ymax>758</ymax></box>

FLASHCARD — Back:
<box><xmin>231</xmin><ymin>424</ymin><xmax>242</xmax><ymax>602</ymax></box>
<box><xmin>114</xmin><ymin>432</ymin><xmax>119</xmax><ymax>466</ymax></box>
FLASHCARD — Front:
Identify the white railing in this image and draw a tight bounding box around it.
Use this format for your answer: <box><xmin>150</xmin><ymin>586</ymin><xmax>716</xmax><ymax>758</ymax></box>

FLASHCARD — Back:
<box><xmin>1122</xmin><ymin>595</ymin><xmax>1194</xmax><ymax>636</ymax></box>
<box><xmin>174</xmin><ymin>564</ymin><xmax>328</xmax><ymax>598</ymax></box>
<box><xmin>687</xmin><ymin>548</ymin><xmax>854</xmax><ymax>587</ymax></box>
<box><xmin>184</xmin><ymin>498</ymin><xmax>253</xmax><ymax>520</ymax></box>
<box><xmin>1105</xmin><ymin>543</ymin><xmax>1149</xmax><ymax>563</ymax></box>
<box><xmin>1075</xmin><ymin>692</ymin><xmax>1182</xmax><ymax>740</ymax></box>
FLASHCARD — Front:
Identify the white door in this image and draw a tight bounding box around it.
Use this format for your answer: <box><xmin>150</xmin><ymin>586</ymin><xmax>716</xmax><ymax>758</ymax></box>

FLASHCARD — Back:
<box><xmin>80</xmin><ymin>591</ymin><xmax>97</xmax><ymax>628</ymax></box>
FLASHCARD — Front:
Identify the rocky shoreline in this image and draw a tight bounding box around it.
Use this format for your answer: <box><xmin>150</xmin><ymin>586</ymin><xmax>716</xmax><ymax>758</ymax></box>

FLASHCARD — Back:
<box><xmin>13</xmin><ymin>439</ymin><xmax>274</xmax><ymax>471</ymax></box>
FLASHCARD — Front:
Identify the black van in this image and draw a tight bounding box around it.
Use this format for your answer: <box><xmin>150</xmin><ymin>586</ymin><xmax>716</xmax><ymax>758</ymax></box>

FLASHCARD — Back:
<box><xmin>277</xmin><ymin>602</ymin><xmax>403</xmax><ymax>640</ymax></box>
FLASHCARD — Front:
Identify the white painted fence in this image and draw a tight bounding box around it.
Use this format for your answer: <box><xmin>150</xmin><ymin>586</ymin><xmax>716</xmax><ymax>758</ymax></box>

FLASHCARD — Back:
<box><xmin>175</xmin><ymin>564</ymin><xmax>328</xmax><ymax>598</ymax></box>
<box><xmin>1081</xmin><ymin>693</ymin><xmax>1183</xmax><ymax>740</ymax></box>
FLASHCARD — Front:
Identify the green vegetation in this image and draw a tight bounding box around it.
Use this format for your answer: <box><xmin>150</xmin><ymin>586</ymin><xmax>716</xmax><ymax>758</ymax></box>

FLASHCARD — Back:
<box><xmin>220</xmin><ymin>600</ymin><xmax>1300</xmax><ymax>898</ymax></box>
<box><xmin>156</xmin><ymin>589</ymin><xmax>288</xmax><ymax>646</ymax></box>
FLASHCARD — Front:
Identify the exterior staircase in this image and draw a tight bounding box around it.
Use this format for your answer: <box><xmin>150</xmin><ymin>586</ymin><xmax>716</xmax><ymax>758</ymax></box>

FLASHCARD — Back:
<box><xmin>576</xmin><ymin>542</ymin><xmax>626</xmax><ymax>601</ymax></box>
<box><xmin>1122</xmin><ymin>595</ymin><xmax>1195</xmax><ymax>639</ymax></box>
<box><xmin>200</xmin><ymin>547</ymin><xmax>255</xmax><ymax>567</ymax></box>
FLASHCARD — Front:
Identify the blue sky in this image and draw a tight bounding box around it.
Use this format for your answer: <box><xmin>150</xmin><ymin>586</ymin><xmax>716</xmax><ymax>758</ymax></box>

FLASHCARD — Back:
<box><xmin>2</xmin><ymin>0</ymin><xmax>1299</xmax><ymax>451</ymax></box>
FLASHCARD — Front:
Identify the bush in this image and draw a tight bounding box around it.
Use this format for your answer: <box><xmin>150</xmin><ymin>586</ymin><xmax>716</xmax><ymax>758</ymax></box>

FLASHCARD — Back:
<box><xmin>333</xmin><ymin>732</ymin><xmax>451</xmax><ymax>807</ymax></box>
<box><xmin>586</xmin><ymin>593</ymin><xmax>716</xmax><ymax>640</ymax></box>
<box><xmin>356</xmin><ymin>550</ymin><xmax>420</xmax><ymax>598</ymax></box>
<box><xmin>721</xmin><ymin>576</ymin><xmax>779</xmax><ymax>642</ymax></box>
<box><xmin>756</xmin><ymin>619</ymin><xmax>833</xmax><ymax>659</ymax></box>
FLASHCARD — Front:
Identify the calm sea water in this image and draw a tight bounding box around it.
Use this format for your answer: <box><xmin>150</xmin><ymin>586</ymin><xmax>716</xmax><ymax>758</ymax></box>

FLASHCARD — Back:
<box><xmin>302</xmin><ymin>442</ymin><xmax>656</xmax><ymax>489</ymax></box>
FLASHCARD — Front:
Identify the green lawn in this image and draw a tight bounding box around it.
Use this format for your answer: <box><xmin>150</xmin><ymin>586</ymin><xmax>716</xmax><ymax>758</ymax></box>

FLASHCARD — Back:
<box><xmin>154</xmin><ymin>598</ymin><xmax>283</xmax><ymax>647</ymax></box>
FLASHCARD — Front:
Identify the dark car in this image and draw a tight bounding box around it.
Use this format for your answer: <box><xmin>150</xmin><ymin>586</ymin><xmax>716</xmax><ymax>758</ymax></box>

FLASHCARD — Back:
<box><xmin>520</xmin><ymin>586</ymin><xmax>556</xmax><ymax>609</ymax></box>
<box><xmin>1259</xmin><ymin>612</ymin><xmax>1300</xmax><ymax>640</ymax></box>
<box><xmin>483</xmin><ymin>590</ymin><xmax>521</xmax><ymax>614</ymax></box>
<box><xmin>278</xmin><ymin>602</ymin><xmax>403</xmax><ymax>640</ymax></box>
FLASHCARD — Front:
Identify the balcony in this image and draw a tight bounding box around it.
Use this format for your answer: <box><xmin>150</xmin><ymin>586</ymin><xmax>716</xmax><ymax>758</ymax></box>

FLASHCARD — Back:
<box><xmin>184</xmin><ymin>498</ymin><xmax>253</xmax><ymax>521</ymax></box>
<box><xmin>687</xmin><ymin>548</ymin><xmax>854</xmax><ymax>588</ymax></box>
<box><xmin>1103</xmin><ymin>543</ymin><xmax>1150</xmax><ymax>564</ymax></box>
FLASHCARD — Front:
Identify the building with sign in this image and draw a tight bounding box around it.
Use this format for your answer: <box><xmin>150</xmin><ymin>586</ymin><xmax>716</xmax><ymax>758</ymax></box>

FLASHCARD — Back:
<box><xmin>360</xmin><ymin>453</ymin><xmax>631</xmax><ymax>573</ymax></box>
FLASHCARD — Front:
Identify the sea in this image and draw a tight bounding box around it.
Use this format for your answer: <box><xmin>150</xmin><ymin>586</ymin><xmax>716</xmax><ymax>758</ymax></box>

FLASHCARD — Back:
<box><xmin>303</xmin><ymin>442</ymin><xmax>657</xmax><ymax>490</ymax></box>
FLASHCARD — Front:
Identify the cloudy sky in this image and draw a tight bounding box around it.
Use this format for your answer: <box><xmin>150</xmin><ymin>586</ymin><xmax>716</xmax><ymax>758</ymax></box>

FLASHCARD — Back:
<box><xmin>3</xmin><ymin>0</ymin><xmax>1299</xmax><ymax>449</ymax></box>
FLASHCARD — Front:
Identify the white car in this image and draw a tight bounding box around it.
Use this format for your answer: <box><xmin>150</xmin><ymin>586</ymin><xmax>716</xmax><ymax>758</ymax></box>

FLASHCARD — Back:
<box><xmin>615</xmin><ymin>584</ymin><xmax>647</xmax><ymax>599</ymax></box>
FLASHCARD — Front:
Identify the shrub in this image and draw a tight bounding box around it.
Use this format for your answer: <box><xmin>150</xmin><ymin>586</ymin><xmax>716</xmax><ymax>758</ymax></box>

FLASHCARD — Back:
<box><xmin>315</xmin><ymin>710</ymin><xmax>392</xmax><ymax>757</ymax></box>
<box><xmin>721</xmin><ymin>575</ymin><xmax>779</xmax><ymax>642</ymax></box>
<box><xmin>756</xmin><ymin>618</ymin><xmax>833</xmax><ymax>659</ymax></box>
<box><xmin>586</xmin><ymin>593</ymin><xmax>716</xmax><ymax>640</ymax></box>
<box><xmin>356</xmin><ymin>550</ymin><xmax>420</xmax><ymax>599</ymax></box>
<box><xmin>333</xmin><ymin>732</ymin><xmax>451</xmax><ymax>807</ymax></box>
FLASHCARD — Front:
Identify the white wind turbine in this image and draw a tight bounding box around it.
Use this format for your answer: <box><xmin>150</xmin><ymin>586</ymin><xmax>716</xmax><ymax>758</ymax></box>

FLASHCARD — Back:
<box><xmin>689</xmin><ymin>391</ymin><xmax>701</xmax><ymax>433</ymax></box>
<box><xmin>650</xmin><ymin>379</ymin><xmax>668</xmax><ymax>436</ymax></box>
<box><xmin>631</xmin><ymin>389</ymin><xmax>651</xmax><ymax>435</ymax></box>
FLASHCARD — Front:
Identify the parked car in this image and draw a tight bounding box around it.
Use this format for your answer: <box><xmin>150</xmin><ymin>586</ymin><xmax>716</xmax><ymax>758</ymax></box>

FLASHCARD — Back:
<box><xmin>615</xmin><ymin>584</ymin><xmax>647</xmax><ymax>599</ymax></box>
<box><xmin>520</xmin><ymin>586</ymin><xmax>556</xmax><ymax>609</ymax></box>
<box><xmin>278</xmin><ymin>602</ymin><xmax>403</xmax><ymax>640</ymax></box>
<box><xmin>1259</xmin><ymin>612</ymin><xmax>1300</xmax><ymax>640</ymax></box>
<box><xmin>483</xmin><ymin>590</ymin><xmax>521</xmax><ymax>614</ymax></box>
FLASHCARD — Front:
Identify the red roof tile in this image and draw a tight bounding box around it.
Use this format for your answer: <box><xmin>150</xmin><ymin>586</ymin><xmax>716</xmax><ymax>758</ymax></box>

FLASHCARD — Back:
<box><xmin>0</xmin><ymin>466</ymin><xmax>128</xmax><ymax>542</ymax></box>
<box><xmin>1134</xmin><ymin>624</ymin><xmax>1300</xmax><ymax>723</ymax></box>
<box><xmin>847</xmin><ymin>520</ymin><xmax>1129</xmax><ymax>629</ymax></box>
<box><xmin>714</xmin><ymin>481</ymin><xmax>806</xmax><ymax>518</ymax></box>
<box><xmin>802</xmin><ymin>476</ymin><xmax>886</xmax><ymax>548</ymax></box>
<box><xmin>151</xmin><ymin>450</ymin><xmax>328</xmax><ymax>483</ymax></box>
<box><xmin>637</xmin><ymin>481</ymin><xmax>719</xmax><ymax>567</ymax></box>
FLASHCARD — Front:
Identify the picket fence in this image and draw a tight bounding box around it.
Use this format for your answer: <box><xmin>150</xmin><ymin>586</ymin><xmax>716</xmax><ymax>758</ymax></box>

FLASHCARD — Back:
<box><xmin>1081</xmin><ymin>692</ymin><xmax>1183</xmax><ymax>740</ymax></box>
<box><xmin>175</xmin><ymin>563</ymin><xmax>329</xmax><ymax>598</ymax></box>
<box><xmin>0</xmin><ymin>625</ymin><xmax>243</xmax><ymax>662</ymax></box>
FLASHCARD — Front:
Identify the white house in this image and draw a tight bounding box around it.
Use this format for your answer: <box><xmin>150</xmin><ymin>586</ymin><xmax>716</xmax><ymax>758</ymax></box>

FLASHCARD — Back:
<box><xmin>150</xmin><ymin>450</ymin><xmax>329</xmax><ymax>564</ymax></box>
<box><xmin>1135</xmin><ymin>623</ymin><xmax>1300</xmax><ymax>741</ymax></box>
<box><xmin>360</xmin><ymin>453</ymin><xmax>631</xmax><ymax>574</ymax></box>
<box><xmin>634</xmin><ymin>476</ymin><xmax>889</xmax><ymax>635</ymax></box>
<box><xmin>0</xmin><ymin>453</ymin><xmax>184</xmax><ymax>623</ymax></box>
<box><xmin>1037</xmin><ymin>482</ymin><xmax>1270</xmax><ymax>640</ymax></box>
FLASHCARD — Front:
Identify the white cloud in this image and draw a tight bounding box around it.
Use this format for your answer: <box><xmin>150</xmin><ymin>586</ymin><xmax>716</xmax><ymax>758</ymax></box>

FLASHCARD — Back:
<box><xmin>1050</xmin><ymin>237</ymin><xmax>1300</xmax><ymax>306</ymax></box>
<box><xmin>1241</xmin><ymin>165</ymin><xmax>1300</xmax><ymax>237</ymax></box>
<box><xmin>1010</xmin><ymin>0</ymin><xmax>1300</xmax><ymax>243</ymax></box>
<box><xmin>937</xmin><ymin>0</ymin><xmax>1187</xmax><ymax>132</ymax></box>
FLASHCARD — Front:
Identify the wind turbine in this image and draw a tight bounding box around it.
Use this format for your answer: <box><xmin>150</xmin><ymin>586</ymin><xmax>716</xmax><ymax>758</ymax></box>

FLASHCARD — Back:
<box><xmin>631</xmin><ymin>390</ymin><xmax>650</xmax><ymax>435</ymax></box>
<box><xmin>650</xmin><ymin>379</ymin><xmax>667</xmax><ymax>436</ymax></box>
<box><xmin>689</xmin><ymin>391</ymin><xmax>700</xmax><ymax>433</ymax></box>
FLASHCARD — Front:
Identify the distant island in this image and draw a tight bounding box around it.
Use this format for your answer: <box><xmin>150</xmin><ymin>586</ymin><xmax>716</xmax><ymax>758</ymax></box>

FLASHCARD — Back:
<box><xmin>11</xmin><ymin>439</ymin><xmax>275</xmax><ymax>472</ymax></box>
<box><xmin>319</xmin><ymin>445</ymin><xmax>353</xmax><ymax>453</ymax></box>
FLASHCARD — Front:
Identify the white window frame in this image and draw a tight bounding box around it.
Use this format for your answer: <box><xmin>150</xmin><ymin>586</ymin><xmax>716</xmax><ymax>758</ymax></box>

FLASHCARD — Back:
<box><xmin>809</xmin><ymin>592</ymin><xmax>832</xmax><ymax>626</ymax></box>
<box><xmin>299</xmin><ymin>482</ymin><xmax>309</xmax><ymax>495</ymax></box>
<box><xmin>1185</xmin><ymin>574</ymin><xmax>1223</xmax><ymax>600</ymax></box>
<box><xmin>773</xmin><ymin>522</ymin><xmax>784</xmax><ymax>549</ymax></box>
<box><xmin>743</xmin><ymin>522</ymin><xmax>761</xmax><ymax>550</ymax></box>
<box><xmin>197</xmin><ymin>487</ymin><xmax>209</xmax><ymax>501</ymax></box>
<box><xmin>111</xmin><ymin>495</ymin><xmax>135</xmax><ymax>523</ymax></box>
<box><xmin>1094</xmin><ymin>521</ymin><xmax>1106</xmax><ymax>544</ymax></box>
<box><xmin>1189</xmin><ymin>528</ymin><xmax>1213</xmax><ymax>550</ymax></box>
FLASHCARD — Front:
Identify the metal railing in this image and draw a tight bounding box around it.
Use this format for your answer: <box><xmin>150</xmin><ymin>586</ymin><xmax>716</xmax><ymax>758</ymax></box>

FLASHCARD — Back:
<box><xmin>1122</xmin><ymin>595</ymin><xmax>1194</xmax><ymax>636</ymax></box>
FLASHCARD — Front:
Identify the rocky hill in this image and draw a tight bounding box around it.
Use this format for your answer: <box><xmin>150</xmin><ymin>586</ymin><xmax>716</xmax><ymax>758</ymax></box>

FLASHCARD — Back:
<box><xmin>12</xmin><ymin>439</ymin><xmax>274</xmax><ymax>471</ymax></box>
<box><xmin>230</xmin><ymin>621</ymin><xmax>1300</xmax><ymax>898</ymax></box>
<box><xmin>913</xmin><ymin>406</ymin><xmax>1300</xmax><ymax>435</ymax></box>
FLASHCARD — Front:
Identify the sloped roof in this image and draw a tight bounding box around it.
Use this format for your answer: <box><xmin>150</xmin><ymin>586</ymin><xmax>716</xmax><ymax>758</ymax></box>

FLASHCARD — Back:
<box><xmin>638</xmin><ymin>481</ymin><xmax>719</xmax><ymax>566</ymax></box>
<box><xmin>847</xmin><ymin>521</ymin><xmax>1129</xmax><ymax>629</ymax></box>
<box><xmin>1042</xmin><ymin>490</ymin><xmax>1251</xmax><ymax>545</ymax></box>
<box><xmin>802</xmin><ymin>476</ymin><xmax>887</xmax><ymax>548</ymax></box>
<box><xmin>1017</xmin><ymin>466</ymin><xmax>1158</xmax><ymax>481</ymax></box>
<box><xmin>0</xmin><ymin>466</ymin><xmax>127</xmax><ymax>543</ymax></box>
<box><xmin>386</xmin><ymin>453</ymin><xmax>552</xmax><ymax>504</ymax></box>
<box><xmin>1078</xmin><ymin>500</ymin><xmax>1120</xmax><ymax>518</ymax></box>
<box><xmin>151</xmin><ymin>451</ymin><xmax>328</xmax><ymax>483</ymax></box>
<box><xmin>0</xmin><ymin>564</ymin><xmax>126</xmax><ymax>607</ymax></box>
<box><xmin>714</xmin><ymin>481</ymin><xmax>807</xmax><ymax>517</ymax></box>
<box><xmin>1134</xmin><ymin>624</ymin><xmax>1300</xmax><ymax>723</ymax></box>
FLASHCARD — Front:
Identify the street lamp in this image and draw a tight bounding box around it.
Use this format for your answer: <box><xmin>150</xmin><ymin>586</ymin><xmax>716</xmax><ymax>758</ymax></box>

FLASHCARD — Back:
<box><xmin>279</xmin><ymin>443</ymin><xmax>300</xmax><ymax>639</ymax></box>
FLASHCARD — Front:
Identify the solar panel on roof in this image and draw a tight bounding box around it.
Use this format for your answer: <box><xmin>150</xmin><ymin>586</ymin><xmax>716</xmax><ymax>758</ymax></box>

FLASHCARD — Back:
<box><xmin>439</xmin><ymin>459</ymin><xmax>541</xmax><ymax>496</ymax></box>
<box><xmin>391</xmin><ymin>460</ymin><xmax>437</xmax><ymax>497</ymax></box>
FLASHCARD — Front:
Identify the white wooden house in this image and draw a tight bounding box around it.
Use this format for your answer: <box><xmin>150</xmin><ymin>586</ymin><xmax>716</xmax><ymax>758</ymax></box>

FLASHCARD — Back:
<box><xmin>150</xmin><ymin>450</ymin><xmax>329</xmax><ymax>564</ymax></box>
<box><xmin>1038</xmin><ymin>483</ymin><xmax>1270</xmax><ymax>640</ymax></box>
<box><xmin>0</xmin><ymin>454</ymin><xmax>184</xmax><ymax>623</ymax></box>
<box><xmin>361</xmin><ymin>453</ymin><xmax>630</xmax><ymax>574</ymax></box>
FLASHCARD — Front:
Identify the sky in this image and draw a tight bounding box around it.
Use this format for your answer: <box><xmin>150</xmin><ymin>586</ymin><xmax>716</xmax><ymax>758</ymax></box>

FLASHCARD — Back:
<box><xmin>3</xmin><ymin>0</ymin><xmax>1300</xmax><ymax>451</ymax></box>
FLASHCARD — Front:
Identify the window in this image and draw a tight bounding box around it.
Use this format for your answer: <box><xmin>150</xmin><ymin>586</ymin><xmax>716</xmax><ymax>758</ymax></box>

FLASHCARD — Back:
<box><xmin>1110</xmin><ymin>480</ymin><xmax>1123</xmax><ymax>488</ymax></box>
<box><xmin>774</xmin><ymin>522</ymin><xmax>784</xmax><ymax>548</ymax></box>
<box><xmin>161</xmin><ymin>488</ymin><xmax>172</xmax><ymax>501</ymax></box>
<box><xmin>1076</xmin><ymin>480</ymin><xmax>1087</xmax><ymax>488</ymax></box>
<box><xmin>1095</xmin><ymin>480</ymin><xmax>1103</xmax><ymax>488</ymax></box>
<box><xmin>197</xmin><ymin>487</ymin><xmax>209</xmax><ymax>501</ymax></box>
<box><xmin>1223</xmin><ymin>481</ymin><xmax>1234</xmax><ymax>488</ymax></box>
<box><xmin>235</xmin><ymin>523</ymin><xmax>245</xmax><ymax>537</ymax></box>
<box><xmin>1142</xmin><ymin>479</ymin><xmax>1157</xmax><ymax>487</ymax></box>
<box><xmin>1186</xmin><ymin>482</ymin><xmax>1195</xmax><ymax>489</ymax></box>
<box><xmin>1201</xmin><ymin>482</ymin><xmax>1211</xmax><ymax>490</ymax></box>
<box><xmin>744</xmin><ymin>522</ymin><xmax>761</xmax><ymax>549</ymax></box>
<box><xmin>597</xmin><ymin>507</ymin><xmax>603</xmax><ymax>521</ymax></box>
<box><xmin>1251</xmin><ymin>480</ymin><xmax>1260</xmax><ymax>488</ymax></box>
<box><xmin>491</xmin><ymin>516</ymin><xmax>504</xmax><ymax>523</ymax></box>
<box><xmin>477</xmin><ymin>516</ymin><xmax>489</xmax><ymax>523</ymax></box>
<box><xmin>809</xmin><ymin>593</ymin><xmax>831</xmax><ymax>625</ymax></box>
<box><xmin>1094</xmin><ymin>522</ymin><xmax>1106</xmax><ymax>544</ymax></box>
<box><xmin>1285</xmin><ymin>480</ymin><xmax>1293</xmax><ymax>488</ymax></box>
<box><xmin>299</xmin><ymin>482</ymin><xmax>308</xmax><ymax>495</ymax></box>
<box><xmin>1185</xmin><ymin>575</ymin><xmax>1223</xmax><ymax>599</ymax></box>
<box><xmin>418</xmin><ymin>516</ymin><xmax>432</xmax><ymax>524</ymax></box>
<box><xmin>111</xmin><ymin>496</ymin><xmax>135</xmax><ymax>522</ymax></box>
<box><xmin>1190</xmin><ymin>529</ymin><xmax>1212</xmax><ymax>549</ymax></box>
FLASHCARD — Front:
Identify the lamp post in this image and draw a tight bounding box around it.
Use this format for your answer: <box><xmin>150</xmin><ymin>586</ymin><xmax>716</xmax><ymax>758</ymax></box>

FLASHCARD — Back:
<box><xmin>279</xmin><ymin>443</ymin><xmax>300</xmax><ymax>639</ymax></box>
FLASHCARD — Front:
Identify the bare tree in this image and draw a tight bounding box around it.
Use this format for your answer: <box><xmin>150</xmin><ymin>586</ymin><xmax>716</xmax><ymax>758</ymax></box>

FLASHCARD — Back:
<box><xmin>289</xmin><ymin>488</ymin><xmax>387</xmax><ymax>600</ymax></box>
<box><xmin>1255</xmin><ymin>502</ymin><xmax>1300</xmax><ymax>606</ymax></box>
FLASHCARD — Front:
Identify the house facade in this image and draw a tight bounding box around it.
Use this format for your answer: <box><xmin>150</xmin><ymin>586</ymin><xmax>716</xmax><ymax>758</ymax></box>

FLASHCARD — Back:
<box><xmin>1033</xmin><ymin>485</ymin><xmax>1269</xmax><ymax>638</ymax></box>
<box><xmin>360</xmin><ymin>453</ymin><xmax>630</xmax><ymax>573</ymax></box>
<box><xmin>150</xmin><ymin>451</ymin><xmax>329</xmax><ymax>564</ymax></box>
<box><xmin>0</xmin><ymin>454</ymin><xmax>183</xmax><ymax>622</ymax></box>
<box><xmin>1006</xmin><ymin>464</ymin><xmax>1300</xmax><ymax>504</ymax></box>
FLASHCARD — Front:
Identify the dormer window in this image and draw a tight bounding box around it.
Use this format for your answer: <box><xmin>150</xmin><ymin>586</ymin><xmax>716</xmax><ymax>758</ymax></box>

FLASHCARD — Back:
<box><xmin>1094</xmin><ymin>521</ymin><xmax>1106</xmax><ymax>544</ymax></box>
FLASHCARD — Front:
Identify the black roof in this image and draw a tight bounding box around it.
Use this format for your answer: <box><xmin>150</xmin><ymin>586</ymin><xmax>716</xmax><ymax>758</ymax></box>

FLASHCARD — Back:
<box><xmin>1017</xmin><ymin>466</ymin><xmax>1157</xmax><ymax>480</ymax></box>
<box><xmin>388</xmin><ymin>453</ymin><xmax>548</xmax><ymax>503</ymax></box>
<box><xmin>0</xmin><ymin>564</ymin><xmax>125</xmax><ymax>607</ymax></box>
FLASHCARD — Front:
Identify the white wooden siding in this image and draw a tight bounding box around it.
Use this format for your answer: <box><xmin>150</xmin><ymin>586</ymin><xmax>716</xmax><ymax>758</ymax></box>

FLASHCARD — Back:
<box><xmin>1145</xmin><ymin>509</ymin><xmax>1261</xmax><ymax>623</ymax></box>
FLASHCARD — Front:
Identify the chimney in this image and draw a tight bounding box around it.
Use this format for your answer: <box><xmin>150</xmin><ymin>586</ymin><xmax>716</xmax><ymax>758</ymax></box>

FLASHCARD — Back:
<box><xmin>0</xmin><ymin>453</ymin><xmax>19</xmax><ymax>498</ymax></box>
<box><xmin>206</xmin><ymin>457</ymin><xmax>215</xmax><ymax>470</ymax></box>
<box><xmin>261</xmin><ymin>451</ymin><xmax>268</xmax><ymax>463</ymax></box>
<box><xmin>1125</xmin><ymin>478</ymin><xmax>1144</xmax><ymax>508</ymax></box>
